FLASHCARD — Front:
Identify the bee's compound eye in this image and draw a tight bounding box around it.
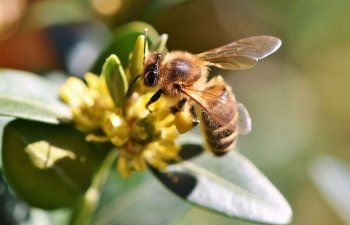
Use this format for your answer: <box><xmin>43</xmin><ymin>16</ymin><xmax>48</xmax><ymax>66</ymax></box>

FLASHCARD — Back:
<box><xmin>144</xmin><ymin>70</ymin><xmax>158</xmax><ymax>87</ymax></box>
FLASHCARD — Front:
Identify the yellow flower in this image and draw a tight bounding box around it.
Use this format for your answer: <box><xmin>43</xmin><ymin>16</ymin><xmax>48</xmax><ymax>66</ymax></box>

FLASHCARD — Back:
<box><xmin>60</xmin><ymin>75</ymin><xmax>181</xmax><ymax>177</ymax></box>
<box><xmin>103</xmin><ymin>110</ymin><xmax>130</xmax><ymax>146</ymax></box>
<box><xmin>111</xmin><ymin>93</ymin><xmax>180</xmax><ymax>177</ymax></box>
<box><xmin>59</xmin><ymin>36</ymin><xmax>189</xmax><ymax>178</ymax></box>
<box><xmin>59</xmin><ymin>73</ymin><xmax>114</xmax><ymax>132</ymax></box>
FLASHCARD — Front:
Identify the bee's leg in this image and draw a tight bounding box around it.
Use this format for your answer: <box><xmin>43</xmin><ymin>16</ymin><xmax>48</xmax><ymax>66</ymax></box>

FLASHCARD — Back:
<box><xmin>190</xmin><ymin>105</ymin><xmax>200</xmax><ymax>126</ymax></box>
<box><xmin>170</xmin><ymin>97</ymin><xmax>187</xmax><ymax>114</ymax></box>
<box><xmin>146</xmin><ymin>89</ymin><xmax>163</xmax><ymax>112</ymax></box>
<box><xmin>175</xmin><ymin>98</ymin><xmax>199</xmax><ymax>125</ymax></box>
<box><xmin>178</xmin><ymin>98</ymin><xmax>187</xmax><ymax>109</ymax></box>
<box><xmin>174</xmin><ymin>104</ymin><xmax>199</xmax><ymax>133</ymax></box>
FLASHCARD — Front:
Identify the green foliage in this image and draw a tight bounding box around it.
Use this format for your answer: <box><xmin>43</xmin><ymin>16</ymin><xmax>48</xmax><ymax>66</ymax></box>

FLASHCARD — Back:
<box><xmin>102</xmin><ymin>55</ymin><xmax>128</xmax><ymax>107</ymax></box>
<box><xmin>93</xmin><ymin>171</ymin><xmax>190</xmax><ymax>225</ymax></box>
<box><xmin>310</xmin><ymin>156</ymin><xmax>350</xmax><ymax>225</ymax></box>
<box><xmin>0</xmin><ymin>69</ymin><xmax>67</xmax><ymax>104</ymax></box>
<box><xmin>0</xmin><ymin>94</ymin><xmax>64</xmax><ymax>124</ymax></box>
<box><xmin>2</xmin><ymin>119</ymin><xmax>95</xmax><ymax>209</ymax></box>
<box><xmin>69</xmin><ymin>150</ymin><xmax>118</xmax><ymax>225</ymax></box>
<box><xmin>129</xmin><ymin>34</ymin><xmax>147</xmax><ymax>81</ymax></box>
<box><xmin>152</xmin><ymin>143</ymin><xmax>292</xmax><ymax>225</ymax></box>
<box><xmin>152</xmin><ymin>34</ymin><xmax>169</xmax><ymax>53</ymax></box>
<box><xmin>0</xmin><ymin>69</ymin><xmax>71</xmax><ymax>124</ymax></box>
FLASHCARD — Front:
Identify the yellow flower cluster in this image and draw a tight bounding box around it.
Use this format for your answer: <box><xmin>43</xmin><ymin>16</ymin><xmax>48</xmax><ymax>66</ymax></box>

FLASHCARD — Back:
<box><xmin>59</xmin><ymin>73</ymin><xmax>180</xmax><ymax>177</ymax></box>
<box><xmin>59</xmin><ymin>73</ymin><xmax>114</xmax><ymax>132</ymax></box>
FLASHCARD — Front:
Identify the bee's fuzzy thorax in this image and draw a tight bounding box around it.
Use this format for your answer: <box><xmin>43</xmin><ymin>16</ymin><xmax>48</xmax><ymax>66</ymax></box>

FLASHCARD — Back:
<box><xmin>157</xmin><ymin>51</ymin><xmax>208</xmax><ymax>97</ymax></box>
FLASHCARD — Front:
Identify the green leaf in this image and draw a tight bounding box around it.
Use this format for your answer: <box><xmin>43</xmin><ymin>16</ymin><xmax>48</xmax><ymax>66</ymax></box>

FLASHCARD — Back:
<box><xmin>91</xmin><ymin>21</ymin><xmax>159</xmax><ymax>73</ymax></box>
<box><xmin>152</xmin><ymin>33</ymin><xmax>169</xmax><ymax>53</ymax></box>
<box><xmin>0</xmin><ymin>69</ymin><xmax>66</xmax><ymax>104</ymax></box>
<box><xmin>97</xmin><ymin>166</ymin><xmax>148</xmax><ymax>207</ymax></box>
<box><xmin>0</xmin><ymin>94</ymin><xmax>67</xmax><ymax>124</ymax></box>
<box><xmin>69</xmin><ymin>150</ymin><xmax>118</xmax><ymax>225</ymax></box>
<box><xmin>310</xmin><ymin>156</ymin><xmax>350</xmax><ymax>224</ymax></box>
<box><xmin>0</xmin><ymin>117</ymin><xmax>13</xmax><ymax>166</ymax></box>
<box><xmin>92</xmin><ymin>171</ymin><xmax>190</xmax><ymax>225</ymax></box>
<box><xmin>151</xmin><ymin>149</ymin><xmax>292</xmax><ymax>225</ymax></box>
<box><xmin>129</xmin><ymin>34</ymin><xmax>146</xmax><ymax>81</ymax></box>
<box><xmin>102</xmin><ymin>55</ymin><xmax>128</xmax><ymax>107</ymax></box>
<box><xmin>0</xmin><ymin>69</ymin><xmax>71</xmax><ymax>122</ymax></box>
<box><xmin>2</xmin><ymin>119</ymin><xmax>96</xmax><ymax>209</ymax></box>
<box><xmin>177</xmin><ymin>143</ymin><xmax>204</xmax><ymax>161</ymax></box>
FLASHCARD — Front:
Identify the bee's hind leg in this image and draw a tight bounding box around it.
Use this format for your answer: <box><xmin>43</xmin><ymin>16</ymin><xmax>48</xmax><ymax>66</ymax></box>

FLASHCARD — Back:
<box><xmin>173</xmin><ymin>101</ymin><xmax>199</xmax><ymax>134</ymax></box>
<box><xmin>173</xmin><ymin>97</ymin><xmax>199</xmax><ymax>126</ymax></box>
<box><xmin>178</xmin><ymin>98</ymin><xmax>199</xmax><ymax>126</ymax></box>
<box><xmin>178</xmin><ymin>97</ymin><xmax>187</xmax><ymax>109</ymax></box>
<box><xmin>190</xmin><ymin>105</ymin><xmax>199</xmax><ymax>126</ymax></box>
<box><xmin>171</xmin><ymin>97</ymin><xmax>188</xmax><ymax>113</ymax></box>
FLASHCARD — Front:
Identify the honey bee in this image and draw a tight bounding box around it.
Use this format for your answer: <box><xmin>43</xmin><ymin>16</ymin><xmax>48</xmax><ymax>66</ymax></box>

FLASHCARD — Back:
<box><xmin>142</xmin><ymin>36</ymin><xmax>281</xmax><ymax>156</ymax></box>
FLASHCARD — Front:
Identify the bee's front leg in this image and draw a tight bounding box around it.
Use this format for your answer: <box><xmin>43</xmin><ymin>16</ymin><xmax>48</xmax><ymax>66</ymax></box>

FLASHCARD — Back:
<box><xmin>146</xmin><ymin>89</ymin><xmax>163</xmax><ymax>112</ymax></box>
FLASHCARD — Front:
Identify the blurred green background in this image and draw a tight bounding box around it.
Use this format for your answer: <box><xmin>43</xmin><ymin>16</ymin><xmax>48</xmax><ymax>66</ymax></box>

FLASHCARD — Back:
<box><xmin>1</xmin><ymin>0</ymin><xmax>350</xmax><ymax>225</ymax></box>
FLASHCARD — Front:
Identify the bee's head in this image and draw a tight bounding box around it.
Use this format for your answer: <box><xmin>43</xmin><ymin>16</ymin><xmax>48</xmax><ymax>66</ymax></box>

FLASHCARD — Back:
<box><xmin>143</xmin><ymin>53</ymin><xmax>163</xmax><ymax>87</ymax></box>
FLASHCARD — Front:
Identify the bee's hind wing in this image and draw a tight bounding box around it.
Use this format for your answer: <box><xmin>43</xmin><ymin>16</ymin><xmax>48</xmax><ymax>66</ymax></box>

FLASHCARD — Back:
<box><xmin>237</xmin><ymin>102</ymin><xmax>252</xmax><ymax>135</ymax></box>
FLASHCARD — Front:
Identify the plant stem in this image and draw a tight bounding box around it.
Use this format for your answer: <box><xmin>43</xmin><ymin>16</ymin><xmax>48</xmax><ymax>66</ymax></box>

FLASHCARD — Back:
<box><xmin>69</xmin><ymin>149</ymin><xmax>118</xmax><ymax>225</ymax></box>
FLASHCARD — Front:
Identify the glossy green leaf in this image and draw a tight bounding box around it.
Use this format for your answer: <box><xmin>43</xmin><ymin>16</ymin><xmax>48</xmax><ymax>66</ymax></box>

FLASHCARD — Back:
<box><xmin>70</xmin><ymin>150</ymin><xmax>118</xmax><ymax>225</ymax></box>
<box><xmin>310</xmin><ymin>156</ymin><xmax>350</xmax><ymax>224</ymax></box>
<box><xmin>0</xmin><ymin>69</ymin><xmax>67</xmax><ymax>105</ymax></box>
<box><xmin>129</xmin><ymin>34</ymin><xmax>146</xmax><ymax>81</ymax></box>
<box><xmin>91</xmin><ymin>21</ymin><xmax>159</xmax><ymax>73</ymax></box>
<box><xmin>176</xmin><ymin>132</ymin><xmax>204</xmax><ymax>159</ymax></box>
<box><xmin>92</xmin><ymin>171</ymin><xmax>190</xmax><ymax>225</ymax></box>
<box><xmin>0</xmin><ymin>69</ymin><xmax>71</xmax><ymax>121</ymax></box>
<box><xmin>97</xmin><ymin>166</ymin><xmax>148</xmax><ymax>207</ymax></box>
<box><xmin>0</xmin><ymin>117</ymin><xmax>13</xmax><ymax>165</ymax></box>
<box><xmin>102</xmin><ymin>55</ymin><xmax>128</xmax><ymax>107</ymax></box>
<box><xmin>2</xmin><ymin>119</ymin><xmax>95</xmax><ymax>209</ymax></box>
<box><xmin>152</xmin><ymin>33</ymin><xmax>169</xmax><ymax>53</ymax></box>
<box><xmin>151</xmin><ymin>148</ymin><xmax>292</xmax><ymax>225</ymax></box>
<box><xmin>0</xmin><ymin>94</ymin><xmax>65</xmax><ymax>124</ymax></box>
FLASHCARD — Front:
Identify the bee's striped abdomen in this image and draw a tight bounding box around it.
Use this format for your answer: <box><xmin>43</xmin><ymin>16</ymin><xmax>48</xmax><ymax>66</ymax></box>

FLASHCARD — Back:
<box><xmin>200</xmin><ymin>80</ymin><xmax>238</xmax><ymax>156</ymax></box>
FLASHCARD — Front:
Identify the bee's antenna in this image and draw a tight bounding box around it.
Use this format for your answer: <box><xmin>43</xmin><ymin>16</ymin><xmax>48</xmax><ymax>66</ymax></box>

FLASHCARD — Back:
<box><xmin>125</xmin><ymin>74</ymin><xmax>141</xmax><ymax>98</ymax></box>
<box><xmin>130</xmin><ymin>74</ymin><xmax>141</xmax><ymax>88</ymax></box>
<box><xmin>124</xmin><ymin>29</ymin><xmax>147</xmax><ymax>101</ymax></box>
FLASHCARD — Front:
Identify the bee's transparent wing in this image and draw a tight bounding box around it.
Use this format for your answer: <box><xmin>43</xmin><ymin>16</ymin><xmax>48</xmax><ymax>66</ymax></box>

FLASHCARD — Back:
<box><xmin>182</xmin><ymin>88</ymin><xmax>252</xmax><ymax>135</ymax></box>
<box><xmin>237</xmin><ymin>102</ymin><xmax>252</xmax><ymax>135</ymax></box>
<box><xmin>181</xmin><ymin>77</ymin><xmax>237</xmax><ymax>128</ymax></box>
<box><xmin>197</xmin><ymin>36</ymin><xmax>281</xmax><ymax>70</ymax></box>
